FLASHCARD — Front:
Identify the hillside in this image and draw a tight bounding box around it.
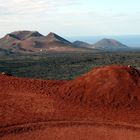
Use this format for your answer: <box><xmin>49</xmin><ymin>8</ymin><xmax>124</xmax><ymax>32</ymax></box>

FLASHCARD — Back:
<box><xmin>92</xmin><ymin>38</ymin><xmax>129</xmax><ymax>50</ymax></box>
<box><xmin>8</xmin><ymin>31</ymin><xmax>43</xmax><ymax>40</ymax></box>
<box><xmin>0</xmin><ymin>31</ymin><xmax>131</xmax><ymax>54</ymax></box>
<box><xmin>0</xmin><ymin>48</ymin><xmax>13</xmax><ymax>55</ymax></box>
<box><xmin>0</xmin><ymin>65</ymin><xmax>140</xmax><ymax>139</ymax></box>
<box><xmin>0</xmin><ymin>31</ymin><xmax>89</xmax><ymax>53</ymax></box>
<box><xmin>59</xmin><ymin>65</ymin><xmax>140</xmax><ymax>107</ymax></box>
<box><xmin>0</xmin><ymin>65</ymin><xmax>140</xmax><ymax>122</ymax></box>
<box><xmin>73</xmin><ymin>40</ymin><xmax>91</xmax><ymax>48</ymax></box>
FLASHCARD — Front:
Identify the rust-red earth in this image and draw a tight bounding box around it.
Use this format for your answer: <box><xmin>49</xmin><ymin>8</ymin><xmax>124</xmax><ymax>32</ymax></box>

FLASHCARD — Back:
<box><xmin>0</xmin><ymin>65</ymin><xmax>140</xmax><ymax>139</ymax></box>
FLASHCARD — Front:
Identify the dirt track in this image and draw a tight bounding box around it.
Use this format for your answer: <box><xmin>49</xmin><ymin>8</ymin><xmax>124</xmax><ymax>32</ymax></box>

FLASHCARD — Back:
<box><xmin>1</xmin><ymin>121</ymin><xmax>140</xmax><ymax>140</ymax></box>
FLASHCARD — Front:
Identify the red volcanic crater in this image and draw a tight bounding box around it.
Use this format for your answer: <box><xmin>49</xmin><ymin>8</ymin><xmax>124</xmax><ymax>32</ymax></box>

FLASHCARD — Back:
<box><xmin>0</xmin><ymin>65</ymin><xmax>140</xmax><ymax>139</ymax></box>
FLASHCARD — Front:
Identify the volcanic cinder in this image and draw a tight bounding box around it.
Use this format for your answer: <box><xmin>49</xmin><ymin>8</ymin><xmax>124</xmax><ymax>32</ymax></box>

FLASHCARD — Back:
<box><xmin>0</xmin><ymin>65</ymin><xmax>140</xmax><ymax>140</ymax></box>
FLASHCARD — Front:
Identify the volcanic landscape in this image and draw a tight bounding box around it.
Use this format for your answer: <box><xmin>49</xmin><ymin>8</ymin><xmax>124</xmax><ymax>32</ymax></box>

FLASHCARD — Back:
<box><xmin>0</xmin><ymin>65</ymin><xmax>140</xmax><ymax>140</ymax></box>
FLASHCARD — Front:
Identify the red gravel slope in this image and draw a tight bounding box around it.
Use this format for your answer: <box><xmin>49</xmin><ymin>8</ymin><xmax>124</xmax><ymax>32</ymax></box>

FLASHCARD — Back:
<box><xmin>0</xmin><ymin>65</ymin><xmax>140</xmax><ymax>139</ymax></box>
<box><xmin>59</xmin><ymin>65</ymin><xmax>140</xmax><ymax>107</ymax></box>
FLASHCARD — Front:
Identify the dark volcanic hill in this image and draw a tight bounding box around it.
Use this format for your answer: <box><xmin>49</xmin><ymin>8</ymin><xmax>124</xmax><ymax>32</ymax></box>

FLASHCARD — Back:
<box><xmin>91</xmin><ymin>38</ymin><xmax>129</xmax><ymax>51</ymax></box>
<box><xmin>9</xmin><ymin>30</ymin><xmax>43</xmax><ymax>40</ymax></box>
<box><xmin>45</xmin><ymin>32</ymin><xmax>72</xmax><ymax>45</ymax></box>
<box><xmin>0</xmin><ymin>31</ymin><xmax>89</xmax><ymax>53</ymax></box>
<box><xmin>73</xmin><ymin>40</ymin><xmax>91</xmax><ymax>48</ymax></box>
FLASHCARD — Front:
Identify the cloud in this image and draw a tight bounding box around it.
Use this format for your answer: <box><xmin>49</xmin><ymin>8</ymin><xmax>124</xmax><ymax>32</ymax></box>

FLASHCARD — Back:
<box><xmin>0</xmin><ymin>0</ymin><xmax>140</xmax><ymax>37</ymax></box>
<box><xmin>0</xmin><ymin>0</ymin><xmax>81</xmax><ymax>16</ymax></box>
<box><xmin>0</xmin><ymin>0</ymin><xmax>83</xmax><ymax>36</ymax></box>
<box><xmin>0</xmin><ymin>0</ymin><xmax>47</xmax><ymax>15</ymax></box>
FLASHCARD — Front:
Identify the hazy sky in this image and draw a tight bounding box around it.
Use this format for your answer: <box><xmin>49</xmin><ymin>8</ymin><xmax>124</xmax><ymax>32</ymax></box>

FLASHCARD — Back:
<box><xmin>0</xmin><ymin>0</ymin><xmax>140</xmax><ymax>37</ymax></box>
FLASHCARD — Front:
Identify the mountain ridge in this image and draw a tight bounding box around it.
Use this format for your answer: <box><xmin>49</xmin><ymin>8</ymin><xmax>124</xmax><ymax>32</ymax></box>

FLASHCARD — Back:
<box><xmin>0</xmin><ymin>31</ymin><xmax>90</xmax><ymax>53</ymax></box>
<box><xmin>0</xmin><ymin>30</ymin><xmax>129</xmax><ymax>54</ymax></box>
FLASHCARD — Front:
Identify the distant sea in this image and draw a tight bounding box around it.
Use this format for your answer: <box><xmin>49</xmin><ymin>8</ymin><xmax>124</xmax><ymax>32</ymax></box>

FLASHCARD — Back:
<box><xmin>66</xmin><ymin>35</ymin><xmax>140</xmax><ymax>48</ymax></box>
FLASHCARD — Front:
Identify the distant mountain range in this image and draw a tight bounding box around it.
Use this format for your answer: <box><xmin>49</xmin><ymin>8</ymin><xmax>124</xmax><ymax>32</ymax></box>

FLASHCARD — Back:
<box><xmin>0</xmin><ymin>30</ymin><xmax>130</xmax><ymax>54</ymax></box>
<box><xmin>68</xmin><ymin>35</ymin><xmax>140</xmax><ymax>47</ymax></box>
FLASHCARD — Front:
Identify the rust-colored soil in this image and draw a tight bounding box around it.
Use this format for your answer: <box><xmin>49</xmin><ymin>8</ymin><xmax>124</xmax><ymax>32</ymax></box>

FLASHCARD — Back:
<box><xmin>0</xmin><ymin>65</ymin><xmax>140</xmax><ymax>139</ymax></box>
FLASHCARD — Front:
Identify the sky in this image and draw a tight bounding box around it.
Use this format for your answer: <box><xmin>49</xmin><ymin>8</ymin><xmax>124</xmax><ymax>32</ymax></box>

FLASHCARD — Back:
<box><xmin>0</xmin><ymin>0</ymin><xmax>140</xmax><ymax>37</ymax></box>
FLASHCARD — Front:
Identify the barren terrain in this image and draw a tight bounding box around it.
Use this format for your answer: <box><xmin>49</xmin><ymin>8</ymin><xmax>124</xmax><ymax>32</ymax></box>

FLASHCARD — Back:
<box><xmin>0</xmin><ymin>65</ymin><xmax>140</xmax><ymax>139</ymax></box>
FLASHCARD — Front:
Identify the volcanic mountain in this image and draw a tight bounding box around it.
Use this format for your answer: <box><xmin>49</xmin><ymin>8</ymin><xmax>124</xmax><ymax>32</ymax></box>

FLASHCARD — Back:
<box><xmin>91</xmin><ymin>38</ymin><xmax>128</xmax><ymax>51</ymax></box>
<box><xmin>8</xmin><ymin>31</ymin><xmax>43</xmax><ymax>40</ymax></box>
<box><xmin>0</xmin><ymin>31</ymin><xmax>89</xmax><ymax>53</ymax></box>
<box><xmin>73</xmin><ymin>40</ymin><xmax>91</xmax><ymax>48</ymax></box>
<box><xmin>45</xmin><ymin>32</ymin><xmax>71</xmax><ymax>45</ymax></box>
<box><xmin>0</xmin><ymin>65</ymin><xmax>140</xmax><ymax>139</ymax></box>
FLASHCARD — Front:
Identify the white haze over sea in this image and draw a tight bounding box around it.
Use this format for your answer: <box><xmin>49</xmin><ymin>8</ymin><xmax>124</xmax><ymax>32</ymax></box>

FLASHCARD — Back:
<box><xmin>66</xmin><ymin>35</ymin><xmax>140</xmax><ymax>48</ymax></box>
